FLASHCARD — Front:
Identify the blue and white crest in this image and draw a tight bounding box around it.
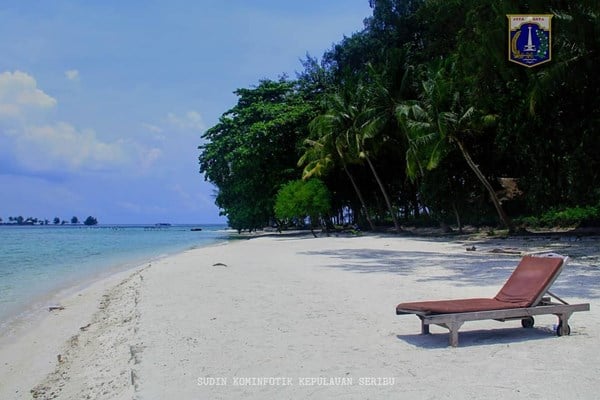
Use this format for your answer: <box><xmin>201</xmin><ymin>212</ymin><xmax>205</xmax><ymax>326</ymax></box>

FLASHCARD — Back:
<box><xmin>507</xmin><ymin>14</ymin><xmax>552</xmax><ymax>67</ymax></box>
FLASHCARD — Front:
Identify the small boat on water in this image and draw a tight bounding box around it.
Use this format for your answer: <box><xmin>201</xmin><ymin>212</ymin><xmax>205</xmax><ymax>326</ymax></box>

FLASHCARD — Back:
<box><xmin>190</xmin><ymin>227</ymin><xmax>202</xmax><ymax>231</ymax></box>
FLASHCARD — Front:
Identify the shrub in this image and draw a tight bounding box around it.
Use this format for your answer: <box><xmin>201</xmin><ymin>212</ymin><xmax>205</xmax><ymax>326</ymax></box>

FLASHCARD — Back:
<box><xmin>519</xmin><ymin>204</ymin><xmax>600</xmax><ymax>228</ymax></box>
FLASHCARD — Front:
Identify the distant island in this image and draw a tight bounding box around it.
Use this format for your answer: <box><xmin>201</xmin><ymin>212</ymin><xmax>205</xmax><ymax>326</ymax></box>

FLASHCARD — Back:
<box><xmin>0</xmin><ymin>215</ymin><xmax>99</xmax><ymax>226</ymax></box>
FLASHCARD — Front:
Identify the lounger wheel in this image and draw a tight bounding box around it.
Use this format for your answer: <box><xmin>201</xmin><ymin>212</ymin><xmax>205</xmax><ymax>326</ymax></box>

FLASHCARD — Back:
<box><xmin>521</xmin><ymin>317</ymin><xmax>535</xmax><ymax>328</ymax></box>
<box><xmin>556</xmin><ymin>321</ymin><xmax>571</xmax><ymax>336</ymax></box>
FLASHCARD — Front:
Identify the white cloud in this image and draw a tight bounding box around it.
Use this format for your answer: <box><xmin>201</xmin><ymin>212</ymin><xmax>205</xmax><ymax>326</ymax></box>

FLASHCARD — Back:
<box><xmin>142</xmin><ymin>109</ymin><xmax>207</xmax><ymax>140</ymax></box>
<box><xmin>0</xmin><ymin>71</ymin><xmax>204</xmax><ymax>180</ymax></box>
<box><xmin>141</xmin><ymin>123</ymin><xmax>166</xmax><ymax>142</ymax></box>
<box><xmin>0</xmin><ymin>70</ymin><xmax>152</xmax><ymax>175</ymax></box>
<box><xmin>166</xmin><ymin>110</ymin><xmax>206</xmax><ymax>132</ymax></box>
<box><xmin>14</xmin><ymin>122</ymin><xmax>128</xmax><ymax>172</ymax></box>
<box><xmin>142</xmin><ymin>123</ymin><xmax>163</xmax><ymax>133</ymax></box>
<box><xmin>65</xmin><ymin>69</ymin><xmax>80</xmax><ymax>82</ymax></box>
<box><xmin>0</xmin><ymin>102</ymin><xmax>20</xmax><ymax>118</ymax></box>
<box><xmin>0</xmin><ymin>70</ymin><xmax>56</xmax><ymax>119</ymax></box>
<box><xmin>139</xmin><ymin>147</ymin><xmax>162</xmax><ymax>170</ymax></box>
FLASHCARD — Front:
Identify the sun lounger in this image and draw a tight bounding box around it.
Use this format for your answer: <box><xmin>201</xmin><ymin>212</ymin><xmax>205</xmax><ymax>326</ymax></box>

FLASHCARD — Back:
<box><xmin>396</xmin><ymin>254</ymin><xmax>590</xmax><ymax>347</ymax></box>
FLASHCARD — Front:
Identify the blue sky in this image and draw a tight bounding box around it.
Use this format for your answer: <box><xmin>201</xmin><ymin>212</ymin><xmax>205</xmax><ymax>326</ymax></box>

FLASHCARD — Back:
<box><xmin>0</xmin><ymin>1</ymin><xmax>371</xmax><ymax>224</ymax></box>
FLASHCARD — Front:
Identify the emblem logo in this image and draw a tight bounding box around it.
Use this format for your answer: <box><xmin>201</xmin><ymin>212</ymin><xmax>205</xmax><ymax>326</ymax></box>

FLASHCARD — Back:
<box><xmin>507</xmin><ymin>14</ymin><xmax>552</xmax><ymax>67</ymax></box>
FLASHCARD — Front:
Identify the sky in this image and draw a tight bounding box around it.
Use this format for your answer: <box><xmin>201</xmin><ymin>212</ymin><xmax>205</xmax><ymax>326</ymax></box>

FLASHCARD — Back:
<box><xmin>0</xmin><ymin>1</ymin><xmax>371</xmax><ymax>224</ymax></box>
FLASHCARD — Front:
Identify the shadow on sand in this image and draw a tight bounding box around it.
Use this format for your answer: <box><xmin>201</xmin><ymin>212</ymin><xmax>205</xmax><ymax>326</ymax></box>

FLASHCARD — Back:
<box><xmin>395</xmin><ymin>325</ymin><xmax>567</xmax><ymax>349</ymax></box>
<box><xmin>301</xmin><ymin>244</ymin><xmax>600</xmax><ymax>300</ymax></box>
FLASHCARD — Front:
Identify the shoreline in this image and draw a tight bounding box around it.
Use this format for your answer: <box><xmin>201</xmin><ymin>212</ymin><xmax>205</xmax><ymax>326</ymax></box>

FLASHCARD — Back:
<box><xmin>0</xmin><ymin>237</ymin><xmax>230</xmax><ymax>399</ymax></box>
<box><xmin>0</xmin><ymin>233</ymin><xmax>233</xmax><ymax>340</ymax></box>
<box><xmin>0</xmin><ymin>264</ymin><xmax>146</xmax><ymax>398</ymax></box>
<box><xmin>0</xmin><ymin>226</ymin><xmax>230</xmax><ymax>335</ymax></box>
<box><xmin>0</xmin><ymin>252</ymin><xmax>159</xmax><ymax>339</ymax></box>
<box><xmin>1</xmin><ymin>233</ymin><xmax>598</xmax><ymax>399</ymax></box>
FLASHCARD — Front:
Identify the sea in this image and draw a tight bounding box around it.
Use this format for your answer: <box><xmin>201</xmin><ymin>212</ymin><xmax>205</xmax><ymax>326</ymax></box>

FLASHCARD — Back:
<box><xmin>0</xmin><ymin>224</ymin><xmax>229</xmax><ymax>331</ymax></box>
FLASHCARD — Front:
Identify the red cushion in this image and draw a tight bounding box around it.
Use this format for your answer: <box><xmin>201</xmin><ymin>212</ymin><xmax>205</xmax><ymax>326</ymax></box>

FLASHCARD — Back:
<box><xmin>396</xmin><ymin>298</ymin><xmax>518</xmax><ymax>314</ymax></box>
<box><xmin>396</xmin><ymin>255</ymin><xmax>564</xmax><ymax>314</ymax></box>
<box><xmin>494</xmin><ymin>255</ymin><xmax>563</xmax><ymax>306</ymax></box>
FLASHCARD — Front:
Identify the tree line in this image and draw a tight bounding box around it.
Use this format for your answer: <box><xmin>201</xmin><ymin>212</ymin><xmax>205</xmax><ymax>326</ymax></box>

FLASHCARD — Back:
<box><xmin>0</xmin><ymin>216</ymin><xmax>99</xmax><ymax>226</ymax></box>
<box><xmin>198</xmin><ymin>0</ymin><xmax>599</xmax><ymax>233</ymax></box>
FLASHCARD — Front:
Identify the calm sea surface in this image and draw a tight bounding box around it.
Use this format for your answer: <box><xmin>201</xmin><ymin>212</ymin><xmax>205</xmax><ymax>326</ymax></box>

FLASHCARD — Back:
<box><xmin>0</xmin><ymin>224</ymin><xmax>228</xmax><ymax>328</ymax></box>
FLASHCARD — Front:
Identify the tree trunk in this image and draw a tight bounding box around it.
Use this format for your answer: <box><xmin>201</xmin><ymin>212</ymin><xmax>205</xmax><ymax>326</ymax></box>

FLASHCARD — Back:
<box><xmin>454</xmin><ymin>138</ymin><xmax>515</xmax><ymax>233</ymax></box>
<box><xmin>342</xmin><ymin>161</ymin><xmax>376</xmax><ymax>231</ymax></box>
<box><xmin>364</xmin><ymin>154</ymin><xmax>402</xmax><ymax>233</ymax></box>
<box><xmin>451</xmin><ymin>201</ymin><xmax>463</xmax><ymax>234</ymax></box>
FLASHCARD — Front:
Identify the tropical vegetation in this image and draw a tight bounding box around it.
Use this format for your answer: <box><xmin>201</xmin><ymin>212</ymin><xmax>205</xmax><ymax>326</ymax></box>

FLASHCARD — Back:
<box><xmin>199</xmin><ymin>0</ymin><xmax>599</xmax><ymax>234</ymax></box>
<box><xmin>274</xmin><ymin>178</ymin><xmax>332</xmax><ymax>237</ymax></box>
<box><xmin>0</xmin><ymin>215</ymin><xmax>99</xmax><ymax>226</ymax></box>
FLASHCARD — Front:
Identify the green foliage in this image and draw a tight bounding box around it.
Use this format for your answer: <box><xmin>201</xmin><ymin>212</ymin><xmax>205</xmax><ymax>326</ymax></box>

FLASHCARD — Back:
<box><xmin>274</xmin><ymin>179</ymin><xmax>332</xmax><ymax>227</ymax></box>
<box><xmin>520</xmin><ymin>205</ymin><xmax>600</xmax><ymax>228</ymax></box>
<box><xmin>200</xmin><ymin>0</ymin><xmax>600</xmax><ymax>232</ymax></box>
<box><xmin>1</xmin><ymin>215</ymin><xmax>95</xmax><ymax>226</ymax></box>
<box><xmin>83</xmin><ymin>216</ymin><xmax>98</xmax><ymax>226</ymax></box>
<box><xmin>199</xmin><ymin>79</ymin><xmax>316</xmax><ymax>232</ymax></box>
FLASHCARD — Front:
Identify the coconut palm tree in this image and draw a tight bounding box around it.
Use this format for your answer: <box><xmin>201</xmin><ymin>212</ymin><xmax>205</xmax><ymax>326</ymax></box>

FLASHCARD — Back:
<box><xmin>333</xmin><ymin>83</ymin><xmax>402</xmax><ymax>233</ymax></box>
<box><xmin>397</xmin><ymin>60</ymin><xmax>515</xmax><ymax>233</ymax></box>
<box><xmin>354</xmin><ymin>60</ymin><xmax>416</xmax><ymax>231</ymax></box>
<box><xmin>300</xmin><ymin>92</ymin><xmax>376</xmax><ymax>231</ymax></box>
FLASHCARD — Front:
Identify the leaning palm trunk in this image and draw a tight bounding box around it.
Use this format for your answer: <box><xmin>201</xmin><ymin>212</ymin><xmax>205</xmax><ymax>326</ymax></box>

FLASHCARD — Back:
<box><xmin>454</xmin><ymin>138</ymin><xmax>515</xmax><ymax>233</ymax></box>
<box><xmin>364</xmin><ymin>154</ymin><xmax>402</xmax><ymax>233</ymax></box>
<box><xmin>451</xmin><ymin>201</ymin><xmax>463</xmax><ymax>234</ymax></box>
<box><xmin>341</xmin><ymin>161</ymin><xmax>376</xmax><ymax>231</ymax></box>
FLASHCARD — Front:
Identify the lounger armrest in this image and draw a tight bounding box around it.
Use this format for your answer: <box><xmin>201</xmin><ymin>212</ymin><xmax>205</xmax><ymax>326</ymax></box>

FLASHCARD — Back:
<box><xmin>396</xmin><ymin>308</ymin><xmax>429</xmax><ymax>316</ymax></box>
<box><xmin>420</xmin><ymin>303</ymin><xmax>590</xmax><ymax>325</ymax></box>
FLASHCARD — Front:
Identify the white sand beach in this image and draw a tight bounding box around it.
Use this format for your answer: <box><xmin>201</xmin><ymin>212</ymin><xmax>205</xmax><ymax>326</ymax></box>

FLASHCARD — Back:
<box><xmin>1</xmin><ymin>233</ymin><xmax>599</xmax><ymax>399</ymax></box>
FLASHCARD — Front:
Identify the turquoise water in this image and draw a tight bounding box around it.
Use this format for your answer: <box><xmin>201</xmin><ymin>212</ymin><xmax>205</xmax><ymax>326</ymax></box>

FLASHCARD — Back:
<box><xmin>0</xmin><ymin>224</ymin><xmax>228</xmax><ymax>326</ymax></box>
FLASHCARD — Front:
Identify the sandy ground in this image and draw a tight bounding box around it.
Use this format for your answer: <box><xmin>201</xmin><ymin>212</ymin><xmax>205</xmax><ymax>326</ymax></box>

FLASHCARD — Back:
<box><xmin>1</xmin><ymin>232</ymin><xmax>599</xmax><ymax>399</ymax></box>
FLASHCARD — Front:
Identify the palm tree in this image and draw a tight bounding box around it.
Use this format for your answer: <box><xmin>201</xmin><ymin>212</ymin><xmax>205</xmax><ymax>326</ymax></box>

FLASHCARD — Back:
<box><xmin>334</xmin><ymin>83</ymin><xmax>402</xmax><ymax>233</ymax></box>
<box><xmin>300</xmin><ymin>92</ymin><xmax>376</xmax><ymax>231</ymax></box>
<box><xmin>397</xmin><ymin>61</ymin><xmax>515</xmax><ymax>233</ymax></box>
<box><xmin>354</xmin><ymin>60</ymin><xmax>416</xmax><ymax>231</ymax></box>
<box><xmin>306</xmin><ymin>81</ymin><xmax>407</xmax><ymax>233</ymax></box>
<box><xmin>347</xmin><ymin>128</ymin><xmax>401</xmax><ymax>233</ymax></box>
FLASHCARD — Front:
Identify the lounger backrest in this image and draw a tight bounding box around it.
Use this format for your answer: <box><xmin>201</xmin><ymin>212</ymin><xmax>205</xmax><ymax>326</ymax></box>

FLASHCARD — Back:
<box><xmin>494</xmin><ymin>255</ymin><xmax>565</xmax><ymax>307</ymax></box>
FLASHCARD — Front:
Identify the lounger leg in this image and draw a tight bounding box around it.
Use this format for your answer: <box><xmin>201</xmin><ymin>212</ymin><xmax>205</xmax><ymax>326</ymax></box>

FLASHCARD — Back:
<box><xmin>441</xmin><ymin>321</ymin><xmax>464</xmax><ymax>347</ymax></box>
<box><xmin>420</xmin><ymin>318</ymin><xmax>430</xmax><ymax>335</ymax></box>
<box><xmin>556</xmin><ymin>312</ymin><xmax>573</xmax><ymax>336</ymax></box>
<box><xmin>449</xmin><ymin>323</ymin><xmax>461</xmax><ymax>347</ymax></box>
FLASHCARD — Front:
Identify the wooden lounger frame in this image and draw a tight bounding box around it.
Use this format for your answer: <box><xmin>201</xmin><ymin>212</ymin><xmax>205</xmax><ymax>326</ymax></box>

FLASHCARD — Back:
<box><xmin>396</xmin><ymin>255</ymin><xmax>590</xmax><ymax>347</ymax></box>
